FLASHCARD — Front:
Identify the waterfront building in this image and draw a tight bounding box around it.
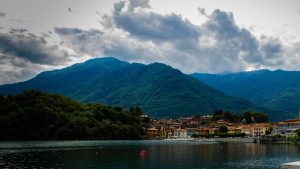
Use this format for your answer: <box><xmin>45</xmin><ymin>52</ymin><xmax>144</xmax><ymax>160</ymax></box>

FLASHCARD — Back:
<box><xmin>240</xmin><ymin>125</ymin><xmax>252</xmax><ymax>136</ymax></box>
<box><xmin>228</xmin><ymin>126</ymin><xmax>241</xmax><ymax>134</ymax></box>
<box><xmin>197</xmin><ymin>127</ymin><xmax>218</xmax><ymax>136</ymax></box>
<box><xmin>146</xmin><ymin>128</ymin><xmax>160</xmax><ymax>139</ymax></box>
<box><xmin>274</xmin><ymin>119</ymin><xmax>300</xmax><ymax>135</ymax></box>
<box><xmin>250</xmin><ymin>123</ymin><xmax>273</xmax><ymax>137</ymax></box>
<box><xmin>172</xmin><ymin>128</ymin><xmax>188</xmax><ymax>139</ymax></box>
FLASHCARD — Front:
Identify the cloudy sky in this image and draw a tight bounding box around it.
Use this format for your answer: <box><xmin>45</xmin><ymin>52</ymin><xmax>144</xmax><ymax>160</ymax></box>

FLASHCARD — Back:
<box><xmin>0</xmin><ymin>0</ymin><xmax>300</xmax><ymax>84</ymax></box>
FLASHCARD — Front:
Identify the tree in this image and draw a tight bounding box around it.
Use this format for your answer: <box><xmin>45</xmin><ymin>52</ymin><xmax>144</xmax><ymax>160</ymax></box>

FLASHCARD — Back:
<box><xmin>212</xmin><ymin>109</ymin><xmax>223</xmax><ymax>121</ymax></box>
<box><xmin>252</xmin><ymin>112</ymin><xmax>268</xmax><ymax>123</ymax></box>
<box><xmin>296</xmin><ymin>129</ymin><xmax>300</xmax><ymax>137</ymax></box>
<box><xmin>266</xmin><ymin>128</ymin><xmax>272</xmax><ymax>135</ymax></box>
<box><xmin>219</xmin><ymin>125</ymin><xmax>228</xmax><ymax>133</ymax></box>
<box><xmin>243</xmin><ymin>111</ymin><xmax>253</xmax><ymax>124</ymax></box>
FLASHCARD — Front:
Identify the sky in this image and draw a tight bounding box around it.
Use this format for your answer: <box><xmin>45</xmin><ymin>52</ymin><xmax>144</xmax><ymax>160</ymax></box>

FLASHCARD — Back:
<box><xmin>0</xmin><ymin>0</ymin><xmax>300</xmax><ymax>84</ymax></box>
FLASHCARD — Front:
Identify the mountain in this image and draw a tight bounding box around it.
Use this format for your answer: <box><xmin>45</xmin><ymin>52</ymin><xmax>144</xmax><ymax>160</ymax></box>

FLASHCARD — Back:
<box><xmin>0</xmin><ymin>57</ymin><xmax>254</xmax><ymax>118</ymax></box>
<box><xmin>191</xmin><ymin>69</ymin><xmax>300</xmax><ymax>120</ymax></box>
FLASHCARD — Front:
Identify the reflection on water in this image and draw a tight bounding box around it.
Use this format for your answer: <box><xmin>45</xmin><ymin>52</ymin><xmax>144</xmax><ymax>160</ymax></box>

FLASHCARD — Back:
<box><xmin>0</xmin><ymin>140</ymin><xmax>300</xmax><ymax>169</ymax></box>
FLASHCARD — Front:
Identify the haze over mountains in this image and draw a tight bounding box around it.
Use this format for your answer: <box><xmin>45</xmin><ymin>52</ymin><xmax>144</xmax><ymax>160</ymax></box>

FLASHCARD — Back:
<box><xmin>0</xmin><ymin>57</ymin><xmax>253</xmax><ymax>118</ymax></box>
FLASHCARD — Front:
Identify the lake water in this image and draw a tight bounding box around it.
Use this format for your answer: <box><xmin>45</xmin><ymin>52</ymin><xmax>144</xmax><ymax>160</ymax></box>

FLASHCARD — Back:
<box><xmin>0</xmin><ymin>140</ymin><xmax>299</xmax><ymax>169</ymax></box>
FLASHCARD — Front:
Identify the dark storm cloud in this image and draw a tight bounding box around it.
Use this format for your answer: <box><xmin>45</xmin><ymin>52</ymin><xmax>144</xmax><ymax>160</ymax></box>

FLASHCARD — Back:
<box><xmin>202</xmin><ymin>9</ymin><xmax>263</xmax><ymax>64</ymax></box>
<box><xmin>259</xmin><ymin>36</ymin><xmax>284</xmax><ymax>66</ymax></box>
<box><xmin>113</xmin><ymin>1</ymin><xmax>199</xmax><ymax>41</ymax></box>
<box><xmin>55</xmin><ymin>27</ymin><xmax>158</xmax><ymax>63</ymax></box>
<box><xmin>55</xmin><ymin>27</ymin><xmax>105</xmax><ymax>57</ymax></box>
<box><xmin>0</xmin><ymin>29</ymin><xmax>70</xmax><ymax>65</ymax></box>
<box><xmin>0</xmin><ymin>54</ymin><xmax>44</xmax><ymax>84</ymax></box>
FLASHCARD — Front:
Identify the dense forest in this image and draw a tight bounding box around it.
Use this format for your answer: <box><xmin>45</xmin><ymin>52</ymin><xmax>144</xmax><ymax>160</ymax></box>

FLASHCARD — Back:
<box><xmin>0</xmin><ymin>90</ymin><xmax>150</xmax><ymax>140</ymax></box>
<box><xmin>212</xmin><ymin>109</ymin><xmax>268</xmax><ymax>123</ymax></box>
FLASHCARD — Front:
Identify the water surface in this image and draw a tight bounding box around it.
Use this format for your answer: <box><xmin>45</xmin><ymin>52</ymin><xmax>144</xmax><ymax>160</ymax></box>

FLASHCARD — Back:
<box><xmin>0</xmin><ymin>140</ymin><xmax>299</xmax><ymax>169</ymax></box>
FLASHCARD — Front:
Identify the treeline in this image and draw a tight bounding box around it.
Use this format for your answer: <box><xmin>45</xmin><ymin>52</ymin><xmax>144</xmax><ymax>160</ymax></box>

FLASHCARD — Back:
<box><xmin>212</xmin><ymin>109</ymin><xmax>268</xmax><ymax>123</ymax></box>
<box><xmin>0</xmin><ymin>90</ymin><xmax>150</xmax><ymax>140</ymax></box>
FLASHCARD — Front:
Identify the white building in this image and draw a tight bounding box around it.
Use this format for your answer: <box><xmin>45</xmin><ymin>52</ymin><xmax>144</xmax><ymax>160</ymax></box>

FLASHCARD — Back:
<box><xmin>273</xmin><ymin>109</ymin><xmax>300</xmax><ymax>135</ymax></box>
<box><xmin>172</xmin><ymin>128</ymin><xmax>188</xmax><ymax>139</ymax></box>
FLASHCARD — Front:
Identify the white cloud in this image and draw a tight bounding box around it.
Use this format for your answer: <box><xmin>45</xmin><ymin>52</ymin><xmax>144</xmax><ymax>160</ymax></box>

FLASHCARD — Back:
<box><xmin>1</xmin><ymin>0</ymin><xmax>300</xmax><ymax>85</ymax></box>
<box><xmin>55</xmin><ymin>0</ymin><xmax>294</xmax><ymax>74</ymax></box>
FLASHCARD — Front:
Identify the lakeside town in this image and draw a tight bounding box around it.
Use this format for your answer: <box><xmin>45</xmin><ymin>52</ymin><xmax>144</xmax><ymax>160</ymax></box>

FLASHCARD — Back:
<box><xmin>146</xmin><ymin>109</ymin><xmax>300</xmax><ymax>143</ymax></box>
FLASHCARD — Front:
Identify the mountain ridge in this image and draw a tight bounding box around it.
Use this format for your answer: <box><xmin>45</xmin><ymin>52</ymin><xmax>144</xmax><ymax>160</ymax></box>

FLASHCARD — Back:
<box><xmin>191</xmin><ymin>69</ymin><xmax>300</xmax><ymax>120</ymax></box>
<box><xmin>0</xmin><ymin>57</ymin><xmax>254</xmax><ymax>118</ymax></box>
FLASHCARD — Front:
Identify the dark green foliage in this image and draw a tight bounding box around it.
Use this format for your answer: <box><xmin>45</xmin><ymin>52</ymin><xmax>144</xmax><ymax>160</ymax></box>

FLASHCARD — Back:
<box><xmin>252</xmin><ymin>112</ymin><xmax>268</xmax><ymax>123</ymax></box>
<box><xmin>242</xmin><ymin>111</ymin><xmax>253</xmax><ymax>124</ymax></box>
<box><xmin>0</xmin><ymin>57</ymin><xmax>254</xmax><ymax>118</ymax></box>
<box><xmin>191</xmin><ymin>133</ymin><xmax>200</xmax><ymax>138</ymax></box>
<box><xmin>241</xmin><ymin>111</ymin><xmax>268</xmax><ymax>124</ymax></box>
<box><xmin>296</xmin><ymin>129</ymin><xmax>300</xmax><ymax>137</ymax></box>
<box><xmin>219</xmin><ymin>125</ymin><xmax>228</xmax><ymax>133</ymax></box>
<box><xmin>266</xmin><ymin>128</ymin><xmax>272</xmax><ymax>135</ymax></box>
<box><xmin>212</xmin><ymin>110</ymin><xmax>268</xmax><ymax>124</ymax></box>
<box><xmin>192</xmin><ymin>70</ymin><xmax>300</xmax><ymax>121</ymax></box>
<box><xmin>212</xmin><ymin>110</ymin><xmax>240</xmax><ymax>123</ymax></box>
<box><xmin>0</xmin><ymin>90</ymin><xmax>149</xmax><ymax>140</ymax></box>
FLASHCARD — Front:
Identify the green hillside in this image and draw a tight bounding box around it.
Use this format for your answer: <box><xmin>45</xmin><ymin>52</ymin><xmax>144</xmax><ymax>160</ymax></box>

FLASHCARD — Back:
<box><xmin>0</xmin><ymin>90</ymin><xmax>149</xmax><ymax>140</ymax></box>
<box><xmin>0</xmin><ymin>57</ymin><xmax>254</xmax><ymax>118</ymax></box>
<box><xmin>192</xmin><ymin>70</ymin><xmax>300</xmax><ymax>120</ymax></box>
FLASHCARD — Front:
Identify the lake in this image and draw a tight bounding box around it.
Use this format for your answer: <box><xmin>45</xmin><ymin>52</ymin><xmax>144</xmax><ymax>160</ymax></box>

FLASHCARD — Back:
<box><xmin>0</xmin><ymin>140</ymin><xmax>299</xmax><ymax>169</ymax></box>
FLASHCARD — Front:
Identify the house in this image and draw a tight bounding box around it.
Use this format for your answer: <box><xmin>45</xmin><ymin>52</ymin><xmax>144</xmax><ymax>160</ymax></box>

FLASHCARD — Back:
<box><xmin>172</xmin><ymin>128</ymin><xmax>188</xmax><ymax>139</ymax></box>
<box><xmin>240</xmin><ymin>125</ymin><xmax>252</xmax><ymax>136</ymax></box>
<box><xmin>215</xmin><ymin>119</ymin><xmax>234</xmax><ymax>127</ymax></box>
<box><xmin>274</xmin><ymin>119</ymin><xmax>300</xmax><ymax>135</ymax></box>
<box><xmin>197</xmin><ymin>127</ymin><xmax>210</xmax><ymax>136</ymax></box>
<box><xmin>250</xmin><ymin>123</ymin><xmax>273</xmax><ymax>137</ymax></box>
<box><xmin>228</xmin><ymin>126</ymin><xmax>241</xmax><ymax>134</ymax></box>
<box><xmin>146</xmin><ymin>128</ymin><xmax>159</xmax><ymax>139</ymax></box>
<box><xmin>197</xmin><ymin>127</ymin><xmax>218</xmax><ymax>136</ymax></box>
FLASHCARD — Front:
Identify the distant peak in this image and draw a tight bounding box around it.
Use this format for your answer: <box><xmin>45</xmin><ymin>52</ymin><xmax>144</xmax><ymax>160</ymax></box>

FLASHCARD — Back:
<box><xmin>149</xmin><ymin>62</ymin><xmax>167</xmax><ymax>66</ymax></box>
<box><xmin>80</xmin><ymin>57</ymin><xmax>131</xmax><ymax>66</ymax></box>
<box><xmin>148</xmin><ymin>62</ymin><xmax>174</xmax><ymax>70</ymax></box>
<box><xmin>251</xmin><ymin>69</ymin><xmax>270</xmax><ymax>72</ymax></box>
<box><xmin>85</xmin><ymin>57</ymin><xmax>122</xmax><ymax>62</ymax></box>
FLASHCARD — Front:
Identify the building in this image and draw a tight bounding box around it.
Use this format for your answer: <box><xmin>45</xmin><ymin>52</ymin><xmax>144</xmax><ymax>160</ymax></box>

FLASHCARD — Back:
<box><xmin>146</xmin><ymin>128</ymin><xmax>159</xmax><ymax>139</ymax></box>
<box><xmin>172</xmin><ymin>128</ymin><xmax>188</xmax><ymax>139</ymax></box>
<box><xmin>197</xmin><ymin>127</ymin><xmax>218</xmax><ymax>136</ymax></box>
<box><xmin>240</xmin><ymin>125</ymin><xmax>252</xmax><ymax>136</ymax></box>
<box><xmin>250</xmin><ymin>123</ymin><xmax>273</xmax><ymax>137</ymax></box>
<box><xmin>273</xmin><ymin>109</ymin><xmax>300</xmax><ymax>135</ymax></box>
<box><xmin>274</xmin><ymin>119</ymin><xmax>300</xmax><ymax>135</ymax></box>
<box><xmin>228</xmin><ymin>126</ymin><xmax>241</xmax><ymax>134</ymax></box>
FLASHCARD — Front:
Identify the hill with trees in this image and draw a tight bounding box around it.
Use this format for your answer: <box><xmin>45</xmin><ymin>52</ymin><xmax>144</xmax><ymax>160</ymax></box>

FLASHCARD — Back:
<box><xmin>0</xmin><ymin>90</ymin><xmax>150</xmax><ymax>140</ymax></box>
